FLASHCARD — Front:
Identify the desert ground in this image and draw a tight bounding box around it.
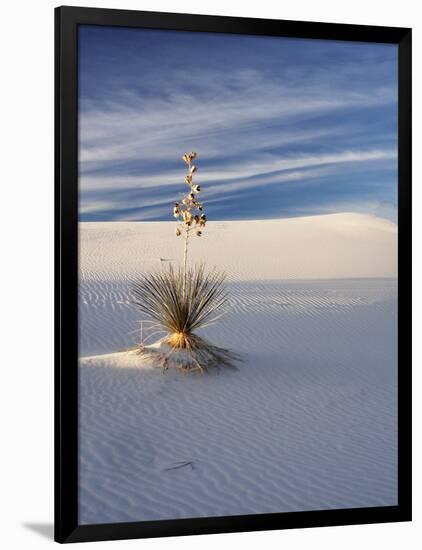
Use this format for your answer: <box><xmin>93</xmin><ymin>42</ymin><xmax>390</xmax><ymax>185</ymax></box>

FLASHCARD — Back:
<box><xmin>78</xmin><ymin>213</ymin><xmax>398</xmax><ymax>524</ymax></box>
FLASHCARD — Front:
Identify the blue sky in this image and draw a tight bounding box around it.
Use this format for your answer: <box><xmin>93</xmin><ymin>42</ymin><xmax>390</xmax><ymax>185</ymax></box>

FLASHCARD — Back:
<box><xmin>78</xmin><ymin>26</ymin><xmax>398</xmax><ymax>222</ymax></box>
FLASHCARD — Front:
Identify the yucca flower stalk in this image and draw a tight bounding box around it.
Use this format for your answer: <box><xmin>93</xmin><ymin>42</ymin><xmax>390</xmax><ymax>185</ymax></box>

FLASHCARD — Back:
<box><xmin>174</xmin><ymin>151</ymin><xmax>206</xmax><ymax>297</ymax></box>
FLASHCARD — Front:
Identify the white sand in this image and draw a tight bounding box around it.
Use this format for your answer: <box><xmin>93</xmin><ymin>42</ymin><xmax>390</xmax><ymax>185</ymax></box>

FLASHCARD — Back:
<box><xmin>79</xmin><ymin>213</ymin><xmax>397</xmax><ymax>282</ymax></box>
<box><xmin>78</xmin><ymin>214</ymin><xmax>398</xmax><ymax>524</ymax></box>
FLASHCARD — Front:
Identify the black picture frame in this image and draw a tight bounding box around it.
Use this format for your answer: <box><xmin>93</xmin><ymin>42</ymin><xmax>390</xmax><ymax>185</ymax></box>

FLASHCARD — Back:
<box><xmin>55</xmin><ymin>5</ymin><xmax>412</xmax><ymax>544</ymax></box>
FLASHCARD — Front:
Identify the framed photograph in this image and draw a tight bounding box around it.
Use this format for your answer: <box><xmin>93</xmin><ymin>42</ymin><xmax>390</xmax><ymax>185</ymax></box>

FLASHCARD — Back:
<box><xmin>55</xmin><ymin>6</ymin><xmax>412</xmax><ymax>544</ymax></box>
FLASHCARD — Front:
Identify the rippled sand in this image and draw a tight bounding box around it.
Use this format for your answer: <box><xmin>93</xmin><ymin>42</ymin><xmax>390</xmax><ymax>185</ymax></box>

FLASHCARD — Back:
<box><xmin>78</xmin><ymin>216</ymin><xmax>398</xmax><ymax>524</ymax></box>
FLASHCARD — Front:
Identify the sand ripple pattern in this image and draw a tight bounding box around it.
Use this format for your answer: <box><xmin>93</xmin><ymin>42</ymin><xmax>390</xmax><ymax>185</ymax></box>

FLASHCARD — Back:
<box><xmin>79</xmin><ymin>278</ymin><xmax>397</xmax><ymax>524</ymax></box>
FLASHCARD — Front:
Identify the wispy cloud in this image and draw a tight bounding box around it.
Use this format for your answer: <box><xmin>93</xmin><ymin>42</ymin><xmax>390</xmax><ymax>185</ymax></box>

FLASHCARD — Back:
<box><xmin>78</xmin><ymin>26</ymin><xmax>398</xmax><ymax>221</ymax></box>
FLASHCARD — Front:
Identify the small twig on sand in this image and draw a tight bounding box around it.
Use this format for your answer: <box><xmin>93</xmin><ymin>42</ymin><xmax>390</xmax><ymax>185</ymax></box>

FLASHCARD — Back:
<box><xmin>163</xmin><ymin>461</ymin><xmax>195</xmax><ymax>472</ymax></box>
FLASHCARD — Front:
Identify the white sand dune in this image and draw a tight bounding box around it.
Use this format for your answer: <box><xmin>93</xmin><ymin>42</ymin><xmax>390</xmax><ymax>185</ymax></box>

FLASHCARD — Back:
<box><xmin>79</xmin><ymin>213</ymin><xmax>397</xmax><ymax>282</ymax></box>
<box><xmin>78</xmin><ymin>214</ymin><xmax>398</xmax><ymax>524</ymax></box>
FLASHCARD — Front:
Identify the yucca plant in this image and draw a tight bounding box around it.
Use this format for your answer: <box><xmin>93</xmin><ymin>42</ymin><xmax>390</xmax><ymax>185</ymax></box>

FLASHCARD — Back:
<box><xmin>132</xmin><ymin>264</ymin><xmax>236</xmax><ymax>371</ymax></box>
<box><xmin>132</xmin><ymin>152</ymin><xmax>237</xmax><ymax>372</ymax></box>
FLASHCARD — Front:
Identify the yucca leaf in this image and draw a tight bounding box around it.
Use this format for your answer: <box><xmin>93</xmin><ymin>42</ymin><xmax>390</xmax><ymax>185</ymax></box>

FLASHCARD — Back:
<box><xmin>132</xmin><ymin>264</ymin><xmax>229</xmax><ymax>335</ymax></box>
